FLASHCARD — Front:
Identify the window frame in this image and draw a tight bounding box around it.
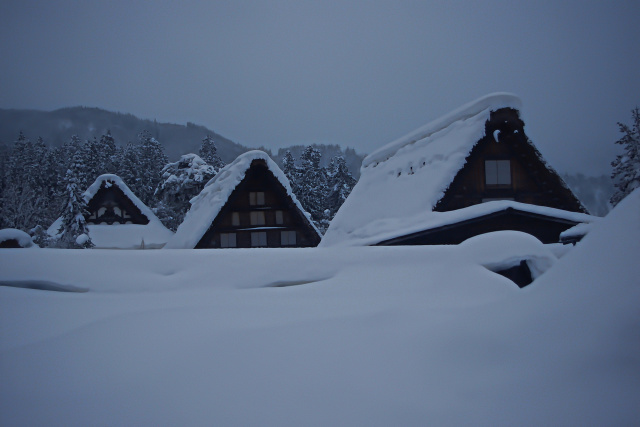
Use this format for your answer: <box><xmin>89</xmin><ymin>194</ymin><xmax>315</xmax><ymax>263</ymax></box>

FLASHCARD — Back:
<box><xmin>485</xmin><ymin>159</ymin><xmax>512</xmax><ymax>186</ymax></box>
<box><xmin>280</xmin><ymin>230</ymin><xmax>296</xmax><ymax>246</ymax></box>
<box><xmin>249</xmin><ymin>191</ymin><xmax>265</xmax><ymax>206</ymax></box>
<box><xmin>251</xmin><ymin>231</ymin><xmax>268</xmax><ymax>247</ymax></box>
<box><xmin>275</xmin><ymin>210</ymin><xmax>284</xmax><ymax>225</ymax></box>
<box><xmin>250</xmin><ymin>211</ymin><xmax>266</xmax><ymax>226</ymax></box>
<box><xmin>231</xmin><ymin>212</ymin><xmax>240</xmax><ymax>226</ymax></box>
<box><xmin>220</xmin><ymin>232</ymin><xmax>237</xmax><ymax>248</ymax></box>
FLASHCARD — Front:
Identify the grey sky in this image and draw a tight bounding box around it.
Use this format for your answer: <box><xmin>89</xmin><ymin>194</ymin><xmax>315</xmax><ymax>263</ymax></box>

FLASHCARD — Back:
<box><xmin>1</xmin><ymin>0</ymin><xmax>638</xmax><ymax>175</ymax></box>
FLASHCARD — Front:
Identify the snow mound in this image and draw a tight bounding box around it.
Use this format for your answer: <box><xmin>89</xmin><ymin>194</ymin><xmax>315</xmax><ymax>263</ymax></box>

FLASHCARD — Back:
<box><xmin>0</xmin><ymin>191</ymin><xmax>637</xmax><ymax>425</ymax></box>
<box><xmin>166</xmin><ymin>150</ymin><xmax>317</xmax><ymax>249</ymax></box>
<box><xmin>0</xmin><ymin>228</ymin><xmax>38</xmax><ymax>249</ymax></box>
<box><xmin>459</xmin><ymin>230</ymin><xmax>556</xmax><ymax>280</ymax></box>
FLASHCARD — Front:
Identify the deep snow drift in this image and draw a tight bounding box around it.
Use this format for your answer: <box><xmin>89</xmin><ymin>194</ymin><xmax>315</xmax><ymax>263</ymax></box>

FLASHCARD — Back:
<box><xmin>1</xmin><ymin>190</ymin><xmax>639</xmax><ymax>426</ymax></box>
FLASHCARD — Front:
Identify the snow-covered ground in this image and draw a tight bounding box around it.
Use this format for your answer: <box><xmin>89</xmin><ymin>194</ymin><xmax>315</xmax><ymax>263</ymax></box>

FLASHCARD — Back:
<box><xmin>1</xmin><ymin>191</ymin><xmax>639</xmax><ymax>426</ymax></box>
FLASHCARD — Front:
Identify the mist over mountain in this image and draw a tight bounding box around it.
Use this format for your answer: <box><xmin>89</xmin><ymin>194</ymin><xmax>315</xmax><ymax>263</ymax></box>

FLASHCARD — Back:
<box><xmin>0</xmin><ymin>107</ymin><xmax>249</xmax><ymax>164</ymax></box>
<box><xmin>0</xmin><ymin>107</ymin><xmax>365</xmax><ymax>176</ymax></box>
<box><xmin>561</xmin><ymin>173</ymin><xmax>614</xmax><ymax>217</ymax></box>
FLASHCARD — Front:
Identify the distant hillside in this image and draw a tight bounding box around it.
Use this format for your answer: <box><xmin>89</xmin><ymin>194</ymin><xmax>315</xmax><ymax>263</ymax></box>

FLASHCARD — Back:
<box><xmin>0</xmin><ymin>107</ymin><xmax>364</xmax><ymax>176</ymax></box>
<box><xmin>0</xmin><ymin>107</ymin><xmax>249</xmax><ymax>164</ymax></box>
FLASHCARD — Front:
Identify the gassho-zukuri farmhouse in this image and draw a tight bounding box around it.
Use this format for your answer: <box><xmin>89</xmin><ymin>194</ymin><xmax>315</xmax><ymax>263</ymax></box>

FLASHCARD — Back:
<box><xmin>320</xmin><ymin>93</ymin><xmax>596</xmax><ymax>248</ymax></box>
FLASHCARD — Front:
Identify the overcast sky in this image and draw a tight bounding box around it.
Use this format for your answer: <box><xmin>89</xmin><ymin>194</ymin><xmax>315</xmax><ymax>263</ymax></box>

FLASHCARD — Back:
<box><xmin>1</xmin><ymin>0</ymin><xmax>638</xmax><ymax>175</ymax></box>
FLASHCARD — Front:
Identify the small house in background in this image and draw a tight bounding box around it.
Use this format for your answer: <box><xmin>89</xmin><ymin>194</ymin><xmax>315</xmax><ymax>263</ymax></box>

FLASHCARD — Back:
<box><xmin>165</xmin><ymin>150</ymin><xmax>321</xmax><ymax>249</ymax></box>
<box><xmin>0</xmin><ymin>229</ymin><xmax>38</xmax><ymax>249</ymax></box>
<box><xmin>321</xmin><ymin>93</ymin><xmax>596</xmax><ymax>247</ymax></box>
<box><xmin>48</xmin><ymin>174</ymin><xmax>173</xmax><ymax>249</ymax></box>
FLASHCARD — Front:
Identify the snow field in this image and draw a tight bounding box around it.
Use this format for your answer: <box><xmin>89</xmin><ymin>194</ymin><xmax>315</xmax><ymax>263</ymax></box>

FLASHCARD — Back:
<box><xmin>1</xmin><ymin>190</ymin><xmax>639</xmax><ymax>426</ymax></box>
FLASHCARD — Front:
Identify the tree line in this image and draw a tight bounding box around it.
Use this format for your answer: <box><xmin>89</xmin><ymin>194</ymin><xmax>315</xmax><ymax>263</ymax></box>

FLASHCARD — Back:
<box><xmin>0</xmin><ymin>131</ymin><xmax>356</xmax><ymax>247</ymax></box>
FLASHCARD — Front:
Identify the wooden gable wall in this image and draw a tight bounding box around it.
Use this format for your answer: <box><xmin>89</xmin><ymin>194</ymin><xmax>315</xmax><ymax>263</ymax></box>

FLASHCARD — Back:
<box><xmin>195</xmin><ymin>159</ymin><xmax>321</xmax><ymax>248</ymax></box>
<box><xmin>86</xmin><ymin>184</ymin><xmax>149</xmax><ymax>225</ymax></box>
<box><xmin>434</xmin><ymin>108</ymin><xmax>587</xmax><ymax>214</ymax></box>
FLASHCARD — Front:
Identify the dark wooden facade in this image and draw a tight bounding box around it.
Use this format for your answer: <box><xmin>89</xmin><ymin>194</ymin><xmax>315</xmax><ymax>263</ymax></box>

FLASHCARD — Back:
<box><xmin>435</xmin><ymin>108</ymin><xmax>586</xmax><ymax>213</ymax></box>
<box><xmin>195</xmin><ymin>159</ymin><xmax>321</xmax><ymax>248</ymax></box>
<box><xmin>377</xmin><ymin>108</ymin><xmax>587</xmax><ymax>246</ymax></box>
<box><xmin>86</xmin><ymin>183</ymin><xmax>149</xmax><ymax>225</ymax></box>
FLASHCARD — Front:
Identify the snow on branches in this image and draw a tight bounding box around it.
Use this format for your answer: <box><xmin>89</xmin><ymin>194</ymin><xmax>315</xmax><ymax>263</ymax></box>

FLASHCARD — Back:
<box><xmin>611</xmin><ymin>107</ymin><xmax>640</xmax><ymax>207</ymax></box>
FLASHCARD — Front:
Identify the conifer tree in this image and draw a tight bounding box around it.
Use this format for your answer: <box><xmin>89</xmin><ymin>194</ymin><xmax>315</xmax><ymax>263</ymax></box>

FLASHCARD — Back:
<box><xmin>282</xmin><ymin>150</ymin><xmax>300</xmax><ymax>194</ymax></box>
<box><xmin>117</xmin><ymin>142</ymin><xmax>140</xmax><ymax>194</ymax></box>
<box><xmin>97</xmin><ymin>130</ymin><xmax>118</xmax><ymax>174</ymax></box>
<box><xmin>326</xmin><ymin>155</ymin><xmax>356</xmax><ymax>219</ymax></box>
<box><xmin>137</xmin><ymin>130</ymin><xmax>168</xmax><ymax>206</ymax></box>
<box><xmin>56</xmin><ymin>149</ymin><xmax>93</xmax><ymax>249</ymax></box>
<box><xmin>199</xmin><ymin>135</ymin><xmax>225</xmax><ymax>172</ymax></box>
<box><xmin>298</xmin><ymin>146</ymin><xmax>329</xmax><ymax>229</ymax></box>
<box><xmin>611</xmin><ymin>107</ymin><xmax>640</xmax><ymax>206</ymax></box>
<box><xmin>1</xmin><ymin>133</ymin><xmax>51</xmax><ymax>230</ymax></box>
<box><xmin>155</xmin><ymin>154</ymin><xmax>215</xmax><ymax>231</ymax></box>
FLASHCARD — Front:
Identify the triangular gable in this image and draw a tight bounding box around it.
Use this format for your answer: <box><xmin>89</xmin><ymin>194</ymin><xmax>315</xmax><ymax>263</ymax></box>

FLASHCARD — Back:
<box><xmin>434</xmin><ymin>107</ymin><xmax>587</xmax><ymax>213</ymax></box>
<box><xmin>321</xmin><ymin>93</ymin><xmax>594</xmax><ymax>247</ymax></box>
<box><xmin>166</xmin><ymin>151</ymin><xmax>320</xmax><ymax>249</ymax></box>
<box><xmin>84</xmin><ymin>174</ymin><xmax>156</xmax><ymax>225</ymax></box>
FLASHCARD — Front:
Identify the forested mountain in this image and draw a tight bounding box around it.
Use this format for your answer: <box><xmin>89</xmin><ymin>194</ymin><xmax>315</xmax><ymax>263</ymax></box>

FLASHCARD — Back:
<box><xmin>0</xmin><ymin>107</ymin><xmax>365</xmax><ymax>176</ymax></box>
<box><xmin>0</xmin><ymin>107</ymin><xmax>248</xmax><ymax>164</ymax></box>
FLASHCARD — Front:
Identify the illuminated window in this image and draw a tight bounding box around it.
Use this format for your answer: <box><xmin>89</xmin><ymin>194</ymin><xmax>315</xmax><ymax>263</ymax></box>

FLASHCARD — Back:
<box><xmin>251</xmin><ymin>231</ymin><xmax>267</xmax><ymax>247</ymax></box>
<box><xmin>275</xmin><ymin>210</ymin><xmax>284</xmax><ymax>225</ymax></box>
<box><xmin>231</xmin><ymin>212</ymin><xmax>240</xmax><ymax>226</ymax></box>
<box><xmin>250</xmin><ymin>211</ymin><xmax>265</xmax><ymax>225</ymax></box>
<box><xmin>485</xmin><ymin>160</ymin><xmax>511</xmax><ymax>186</ymax></box>
<box><xmin>280</xmin><ymin>230</ymin><xmax>296</xmax><ymax>246</ymax></box>
<box><xmin>220</xmin><ymin>233</ymin><xmax>237</xmax><ymax>248</ymax></box>
<box><xmin>249</xmin><ymin>191</ymin><xmax>265</xmax><ymax>205</ymax></box>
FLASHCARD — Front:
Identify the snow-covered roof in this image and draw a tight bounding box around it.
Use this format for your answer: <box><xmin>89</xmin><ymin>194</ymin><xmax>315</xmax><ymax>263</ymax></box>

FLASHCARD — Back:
<box><xmin>559</xmin><ymin>221</ymin><xmax>598</xmax><ymax>243</ymax></box>
<box><xmin>322</xmin><ymin>200</ymin><xmax>596</xmax><ymax>247</ymax></box>
<box><xmin>48</xmin><ymin>174</ymin><xmax>173</xmax><ymax>249</ymax></box>
<box><xmin>0</xmin><ymin>228</ymin><xmax>38</xmax><ymax>249</ymax></box>
<box><xmin>321</xmin><ymin>93</ymin><xmax>592</xmax><ymax>247</ymax></box>
<box><xmin>165</xmin><ymin>150</ymin><xmax>317</xmax><ymax>249</ymax></box>
<box><xmin>83</xmin><ymin>174</ymin><xmax>161</xmax><ymax>223</ymax></box>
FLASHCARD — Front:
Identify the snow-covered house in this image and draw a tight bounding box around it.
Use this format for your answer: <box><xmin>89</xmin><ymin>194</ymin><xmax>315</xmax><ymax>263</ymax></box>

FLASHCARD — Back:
<box><xmin>48</xmin><ymin>174</ymin><xmax>173</xmax><ymax>249</ymax></box>
<box><xmin>166</xmin><ymin>151</ymin><xmax>321</xmax><ymax>249</ymax></box>
<box><xmin>321</xmin><ymin>93</ymin><xmax>596</xmax><ymax>247</ymax></box>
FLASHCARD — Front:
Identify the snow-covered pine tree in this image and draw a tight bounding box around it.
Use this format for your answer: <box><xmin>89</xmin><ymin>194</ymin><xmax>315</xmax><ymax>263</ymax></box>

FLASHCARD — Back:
<box><xmin>155</xmin><ymin>153</ymin><xmax>215</xmax><ymax>231</ymax></box>
<box><xmin>1</xmin><ymin>133</ymin><xmax>51</xmax><ymax>230</ymax></box>
<box><xmin>83</xmin><ymin>137</ymin><xmax>102</xmax><ymax>184</ymax></box>
<box><xmin>326</xmin><ymin>155</ymin><xmax>356</xmax><ymax>219</ymax></box>
<box><xmin>98</xmin><ymin>130</ymin><xmax>118</xmax><ymax>174</ymax></box>
<box><xmin>282</xmin><ymin>150</ymin><xmax>301</xmax><ymax>195</ymax></box>
<box><xmin>611</xmin><ymin>107</ymin><xmax>640</xmax><ymax>206</ymax></box>
<box><xmin>137</xmin><ymin>130</ymin><xmax>168</xmax><ymax>207</ymax></box>
<box><xmin>199</xmin><ymin>135</ymin><xmax>225</xmax><ymax>173</ymax></box>
<box><xmin>117</xmin><ymin>141</ymin><xmax>140</xmax><ymax>195</ymax></box>
<box><xmin>56</xmin><ymin>148</ymin><xmax>93</xmax><ymax>249</ymax></box>
<box><xmin>298</xmin><ymin>146</ymin><xmax>329</xmax><ymax>231</ymax></box>
<box><xmin>83</xmin><ymin>132</ymin><xmax>119</xmax><ymax>181</ymax></box>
